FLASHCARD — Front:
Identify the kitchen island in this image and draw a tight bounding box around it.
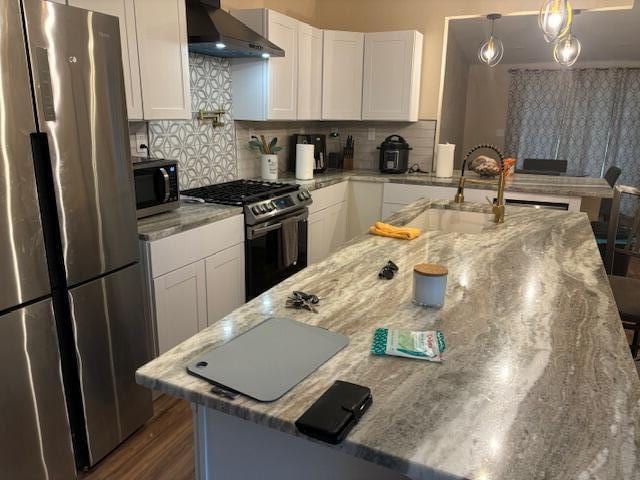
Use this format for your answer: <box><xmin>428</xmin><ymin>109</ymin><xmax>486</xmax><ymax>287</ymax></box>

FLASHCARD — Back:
<box><xmin>136</xmin><ymin>199</ymin><xmax>639</xmax><ymax>479</ymax></box>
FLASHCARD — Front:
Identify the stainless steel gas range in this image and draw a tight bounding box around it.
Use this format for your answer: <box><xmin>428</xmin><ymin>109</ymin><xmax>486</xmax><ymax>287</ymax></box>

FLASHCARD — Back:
<box><xmin>182</xmin><ymin>180</ymin><xmax>312</xmax><ymax>300</ymax></box>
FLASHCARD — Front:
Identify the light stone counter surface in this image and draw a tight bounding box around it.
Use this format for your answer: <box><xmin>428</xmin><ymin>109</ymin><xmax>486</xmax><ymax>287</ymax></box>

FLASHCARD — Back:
<box><xmin>138</xmin><ymin>171</ymin><xmax>611</xmax><ymax>241</ymax></box>
<box><xmin>137</xmin><ymin>201</ymin><xmax>243</xmax><ymax>241</ymax></box>
<box><xmin>137</xmin><ymin>199</ymin><xmax>639</xmax><ymax>479</ymax></box>
<box><xmin>279</xmin><ymin>169</ymin><xmax>613</xmax><ymax>198</ymax></box>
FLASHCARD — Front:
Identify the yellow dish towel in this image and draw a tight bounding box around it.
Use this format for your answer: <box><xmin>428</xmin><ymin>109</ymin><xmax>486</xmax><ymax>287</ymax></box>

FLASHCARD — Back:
<box><xmin>369</xmin><ymin>222</ymin><xmax>421</xmax><ymax>240</ymax></box>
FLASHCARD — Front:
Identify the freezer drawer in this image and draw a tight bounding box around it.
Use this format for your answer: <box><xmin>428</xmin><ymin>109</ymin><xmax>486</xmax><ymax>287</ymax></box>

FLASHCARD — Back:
<box><xmin>68</xmin><ymin>263</ymin><xmax>153</xmax><ymax>465</ymax></box>
<box><xmin>23</xmin><ymin>0</ymin><xmax>139</xmax><ymax>286</ymax></box>
<box><xmin>0</xmin><ymin>0</ymin><xmax>51</xmax><ymax>312</ymax></box>
<box><xmin>0</xmin><ymin>299</ymin><xmax>76</xmax><ymax>479</ymax></box>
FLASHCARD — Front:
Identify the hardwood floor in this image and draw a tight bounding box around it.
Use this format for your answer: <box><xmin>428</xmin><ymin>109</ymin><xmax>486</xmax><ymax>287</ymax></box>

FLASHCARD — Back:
<box><xmin>79</xmin><ymin>395</ymin><xmax>194</xmax><ymax>480</ymax></box>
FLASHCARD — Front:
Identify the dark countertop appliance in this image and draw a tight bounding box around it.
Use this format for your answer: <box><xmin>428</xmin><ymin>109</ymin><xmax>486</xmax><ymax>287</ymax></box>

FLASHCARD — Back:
<box><xmin>133</xmin><ymin>158</ymin><xmax>180</xmax><ymax>218</ymax></box>
<box><xmin>378</xmin><ymin>135</ymin><xmax>412</xmax><ymax>174</ymax></box>
<box><xmin>182</xmin><ymin>180</ymin><xmax>312</xmax><ymax>300</ymax></box>
<box><xmin>288</xmin><ymin>134</ymin><xmax>327</xmax><ymax>173</ymax></box>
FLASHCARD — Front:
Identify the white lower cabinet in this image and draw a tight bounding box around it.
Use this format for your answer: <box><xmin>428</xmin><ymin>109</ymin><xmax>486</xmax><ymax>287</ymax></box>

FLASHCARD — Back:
<box><xmin>153</xmin><ymin>261</ymin><xmax>207</xmax><ymax>355</ymax></box>
<box><xmin>141</xmin><ymin>214</ymin><xmax>245</xmax><ymax>355</ymax></box>
<box><xmin>308</xmin><ymin>201</ymin><xmax>347</xmax><ymax>264</ymax></box>
<box><xmin>308</xmin><ymin>211</ymin><xmax>330</xmax><ymax>265</ymax></box>
<box><xmin>205</xmin><ymin>243</ymin><xmax>245</xmax><ymax>326</ymax></box>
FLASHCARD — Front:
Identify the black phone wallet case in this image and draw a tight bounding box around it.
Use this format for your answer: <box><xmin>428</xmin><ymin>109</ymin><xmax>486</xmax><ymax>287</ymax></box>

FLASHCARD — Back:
<box><xmin>295</xmin><ymin>380</ymin><xmax>372</xmax><ymax>444</ymax></box>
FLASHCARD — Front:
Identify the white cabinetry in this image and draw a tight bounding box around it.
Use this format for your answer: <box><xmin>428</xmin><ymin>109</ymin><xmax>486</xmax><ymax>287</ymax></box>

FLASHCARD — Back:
<box><xmin>153</xmin><ymin>262</ymin><xmax>207</xmax><ymax>355</ymax></box>
<box><xmin>362</xmin><ymin>31</ymin><xmax>423</xmax><ymax>121</ymax></box>
<box><xmin>68</xmin><ymin>0</ymin><xmax>143</xmax><ymax>119</ymax></box>
<box><xmin>381</xmin><ymin>182</ymin><xmax>581</xmax><ymax>218</ymax></box>
<box><xmin>230</xmin><ymin>9</ymin><xmax>298</xmax><ymax>120</ymax></box>
<box><xmin>308</xmin><ymin>182</ymin><xmax>348</xmax><ymax>264</ymax></box>
<box><xmin>141</xmin><ymin>215</ymin><xmax>245</xmax><ymax>355</ymax></box>
<box><xmin>297</xmin><ymin>23</ymin><xmax>323</xmax><ymax>120</ymax></box>
<box><xmin>322</xmin><ymin>31</ymin><xmax>364</xmax><ymax>120</ymax></box>
<box><xmin>134</xmin><ymin>0</ymin><xmax>191</xmax><ymax>120</ymax></box>
<box><xmin>205</xmin><ymin>243</ymin><xmax>245</xmax><ymax>326</ymax></box>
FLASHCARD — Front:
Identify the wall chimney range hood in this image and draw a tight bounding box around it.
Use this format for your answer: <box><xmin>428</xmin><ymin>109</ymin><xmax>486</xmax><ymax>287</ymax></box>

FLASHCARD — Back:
<box><xmin>186</xmin><ymin>0</ymin><xmax>285</xmax><ymax>58</ymax></box>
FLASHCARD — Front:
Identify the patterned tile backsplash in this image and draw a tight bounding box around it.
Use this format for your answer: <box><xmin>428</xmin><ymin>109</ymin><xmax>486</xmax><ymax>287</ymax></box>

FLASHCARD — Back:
<box><xmin>236</xmin><ymin>120</ymin><xmax>436</xmax><ymax>179</ymax></box>
<box><xmin>134</xmin><ymin>53</ymin><xmax>436</xmax><ymax>188</ymax></box>
<box><xmin>147</xmin><ymin>54</ymin><xmax>237</xmax><ymax>189</ymax></box>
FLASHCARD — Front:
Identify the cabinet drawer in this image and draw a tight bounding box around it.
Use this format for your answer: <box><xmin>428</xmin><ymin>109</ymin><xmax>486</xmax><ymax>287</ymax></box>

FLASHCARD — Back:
<box><xmin>148</xmin><ymin>215</ymin><xmax>244</xmax><ymax>278</ymax></box>
<box><xmin>308</xmin><ymin>181</ymin><xmax>348</xmax><ymax>214</ymax></box>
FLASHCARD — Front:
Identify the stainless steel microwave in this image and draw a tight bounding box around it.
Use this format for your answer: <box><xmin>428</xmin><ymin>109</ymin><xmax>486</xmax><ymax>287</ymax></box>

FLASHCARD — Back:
<box><xmin>133</xmin><ymin>159</ymin><xmax>180</xmax><ymax>218</ymax></box>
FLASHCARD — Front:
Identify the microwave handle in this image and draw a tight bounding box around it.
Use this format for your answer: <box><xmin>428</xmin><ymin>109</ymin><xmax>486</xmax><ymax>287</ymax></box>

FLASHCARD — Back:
<box><xmin>159</xmin><ymin>167</ymin><xmax>170</xmax><ymax>202</ymax></box>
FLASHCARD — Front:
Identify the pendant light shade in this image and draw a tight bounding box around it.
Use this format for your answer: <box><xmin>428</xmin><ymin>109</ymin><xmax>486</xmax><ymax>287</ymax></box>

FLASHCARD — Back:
<box><xmin>553</xmin><ymin>33</ymin><xmax>581</xmax><ymax>66</ymax></box>
<box><xmin>539</xmin><ymin>0</ymin><xmax>573</xmax><ymax>43</ymax></box>
<box><xmin>553</xmin><ymin>10</ymin><xmax>581</xmax><ymax>68</ymax></box>
<box><xmin>478</xmin><ymin>14</ymin><xmax>504</xmax><ymax>67</ymax></box>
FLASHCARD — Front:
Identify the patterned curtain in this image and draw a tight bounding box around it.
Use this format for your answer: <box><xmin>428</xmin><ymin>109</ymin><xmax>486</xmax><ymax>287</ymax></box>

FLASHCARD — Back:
<box><xmin>505</xmin><ymin>68</ymin><xmax>640</xmax><ymax>190</ymax></box>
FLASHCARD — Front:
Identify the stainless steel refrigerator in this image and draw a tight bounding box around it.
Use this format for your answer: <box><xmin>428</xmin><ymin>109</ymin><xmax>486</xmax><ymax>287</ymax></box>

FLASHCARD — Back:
<box><xmin>0</xmin><ymin>0</ymin><xmax>153</xmax><ymax>477</ymax></box>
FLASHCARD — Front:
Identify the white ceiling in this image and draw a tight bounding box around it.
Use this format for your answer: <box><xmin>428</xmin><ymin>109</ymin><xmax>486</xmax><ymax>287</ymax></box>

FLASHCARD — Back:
<box><xmin>449</xmin><ymin>5</ymin><xmax>640</xmax><ymax>65</ymax></box>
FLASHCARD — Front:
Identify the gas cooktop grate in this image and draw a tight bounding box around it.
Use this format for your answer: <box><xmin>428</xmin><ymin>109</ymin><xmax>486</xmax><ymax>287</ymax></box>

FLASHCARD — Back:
<box><xmin>182</xmin><ymin>179</ymin><xmax>299</xmax><ymax>206</ymax></box>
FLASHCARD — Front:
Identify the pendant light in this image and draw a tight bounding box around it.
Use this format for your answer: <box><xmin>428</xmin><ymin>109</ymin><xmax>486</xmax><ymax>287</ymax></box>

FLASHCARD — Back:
<box><xmin>553</xmin><ymin>10</ymin><xmax>581</xmax><ymax>66</ymax></box>
<box><xmin>478</xmin><ymin>14</ymin><xmax>504</xmax><ymax>67</ymax></box>
<box><xmin>539</xmin><ymin>0</ymin><xmax>573</xmax><ymax>43</ymax></box>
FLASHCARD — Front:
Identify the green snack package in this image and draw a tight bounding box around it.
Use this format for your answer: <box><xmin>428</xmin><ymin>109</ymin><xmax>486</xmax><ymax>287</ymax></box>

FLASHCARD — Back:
<box><xmin>371</xmin><ymin>328</ymin><xmax>446</xmax><ymax>362</ymax></box>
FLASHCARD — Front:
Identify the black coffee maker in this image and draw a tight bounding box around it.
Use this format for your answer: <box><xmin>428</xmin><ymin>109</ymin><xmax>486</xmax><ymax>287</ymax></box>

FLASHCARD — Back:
<box><xmin>288</xmin><ymin>134</ymin><xmax>327</xmax><ymax>173</ymax></box>
<box><xmin>378</xmin><ymin>135</ymin><xmax>412</xmax><ymax>173</ymax></box>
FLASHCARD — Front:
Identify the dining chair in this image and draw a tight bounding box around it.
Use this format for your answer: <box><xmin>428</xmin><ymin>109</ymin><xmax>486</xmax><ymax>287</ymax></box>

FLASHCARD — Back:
<box><xmin>605</xmin><ymin>185</ymin><xmax>640</xmax><ymax>357</ymax></box>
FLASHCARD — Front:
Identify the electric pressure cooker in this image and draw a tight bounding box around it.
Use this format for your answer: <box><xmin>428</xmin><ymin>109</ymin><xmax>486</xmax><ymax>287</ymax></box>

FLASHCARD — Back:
<box><xmin>377</xmin><ymin>135</ymin><xmax>412</xmax><ymax>173</ymax></box>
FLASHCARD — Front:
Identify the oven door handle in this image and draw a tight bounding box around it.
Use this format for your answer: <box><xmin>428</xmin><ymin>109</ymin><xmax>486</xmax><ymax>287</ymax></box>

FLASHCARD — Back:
<box><xmin>249</xmin><ymin>222</ymin><xmax>283</xmax><ymax>239</ymax></box>
<box><xmin>159</xmin><ymin>167</ymin><xmax>170</xmax><ymax>202</ymax></box>
<box><xmin>248</xmin><ymin>212</ymin><xmax>308</xmax><ymax>239</ymax></box>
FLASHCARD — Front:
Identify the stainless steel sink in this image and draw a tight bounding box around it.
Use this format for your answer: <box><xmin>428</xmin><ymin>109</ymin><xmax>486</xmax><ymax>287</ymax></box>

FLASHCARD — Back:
<box><xmin>406</xmin><ymin>208</ymin><xmax>495</xmax><ymax>234</ymax></box>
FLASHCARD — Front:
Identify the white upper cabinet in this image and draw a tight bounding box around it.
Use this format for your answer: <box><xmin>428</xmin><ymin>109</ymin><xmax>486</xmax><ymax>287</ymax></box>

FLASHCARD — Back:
<box><xmin>134</xmin><ymin>0</ymin><xmax>191</xmax><ymax>120</ymax></box>
<box><xmin>68</xmin><ymin>0</ymin><xmax>144</xmax><ymax>120</ymax></box>
<box><xmin>322</xmin><ymin>30</ymin><xmax>364</xmax><ymax>120</ymax></box>
<box><xmin>230</xmin><ymin>9</ymin><xmax>298</xmax><ymax>121</ymax></box>
<box><xmin>297</xmin><ymin>23</ymin><xmax>322</xmax><ymax>120</ymax></box>
<box><xmin>362</xmin><ymin>31</ymin><xmax>423</xmax><ymax>121</ymax></box>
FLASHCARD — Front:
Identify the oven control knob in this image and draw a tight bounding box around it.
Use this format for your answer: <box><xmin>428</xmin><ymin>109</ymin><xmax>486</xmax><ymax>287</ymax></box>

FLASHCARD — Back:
<box><xmin>259</xmin><ymin>204</ymin><xmax>267</xmax><ymax>213</ymax></box>
<box><xmin>297</xmin><ymin>192</ymin><xmax>305</xmax><ymax>201</ymax></box>
<box><xmin>251</xmin><ymin>206</ymin><xmax>260</xmax><ymax>215</ymax></box>
<box><xmin>268</xmin><ymin>201</ymin><xmax>276</xmax><ymax>211</ymax></box>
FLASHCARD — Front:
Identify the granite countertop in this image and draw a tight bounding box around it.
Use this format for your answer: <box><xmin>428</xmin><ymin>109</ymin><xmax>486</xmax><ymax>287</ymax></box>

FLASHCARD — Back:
<box><xmin>278</xmin><ymin>169</ymin><xmax>614</xmax><ymax>198</ymax></box>
<box><xmin>137</xmin><ymin>200</ymin><xmax>639</xmax><ymax>479</ymax></box>
<box><xmin>138</xmin><ymin>171</ymin><xmax>611</xmax><ymax>241</ymax></box>
<box><xmin>137</xmin><ymin>201</ymin><xmax>243</xmax><ymax>241</ymax></box>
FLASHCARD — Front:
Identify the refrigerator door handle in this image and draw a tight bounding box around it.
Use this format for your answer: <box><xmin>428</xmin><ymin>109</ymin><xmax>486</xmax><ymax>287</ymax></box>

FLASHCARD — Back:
<box><xmin>159</xmin><ymin>167</ymin><xmax>170</xmax><ymax>202</ymax></box>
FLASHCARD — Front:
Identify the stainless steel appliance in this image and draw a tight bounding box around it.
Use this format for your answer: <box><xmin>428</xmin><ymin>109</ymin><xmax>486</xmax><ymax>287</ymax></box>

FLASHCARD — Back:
<box><xmin>186</xmin><ymin>0</ymin><xmax>284</xmax><ymax>58</ymax></box>
<box><xmin>182</xmin><ymin>180</ymin><xmax>312</xmax><ymax>299</ymax></box>
<box><xmin>133</xmin><ymin>159</ymin><xmax>180</xmax><ymax>218</ymax></box>
<box><xmin>378</xmin><ymin>135</ymin><xmax>412</xmax><ymax>173</ymax></box>
<box><xmin>288</xmin><ymin>134</ymin><xmax>327</xmax><ymax>173</ymax></box>
<box><xmin>0</xmin><ymin>1</ymin><xmax>153</xmax><ymax>477</ymax></box>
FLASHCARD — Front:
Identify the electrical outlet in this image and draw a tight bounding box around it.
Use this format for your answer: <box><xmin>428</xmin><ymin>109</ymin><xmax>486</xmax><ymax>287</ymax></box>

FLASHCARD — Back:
<box><xmin>367</xmin><ymin>128</ymin><xmax>376</xmax><ymax>141</ymax></box>
<box><xmin>135</xmin><ymin>133</ymin><xmax>147</xmax><ymax>154</ymax></box>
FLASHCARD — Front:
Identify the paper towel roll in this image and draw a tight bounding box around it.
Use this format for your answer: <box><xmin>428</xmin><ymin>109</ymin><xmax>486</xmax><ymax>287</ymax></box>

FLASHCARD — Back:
<box><xmin>296</xmin><ymin>144</ymin><xmax>314</xmax><ymax>180</ymax></box>
<box><xmin>435</xmin><ymin>144</ymin><xmax>455</xmax><ymax>178</ymax></box>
